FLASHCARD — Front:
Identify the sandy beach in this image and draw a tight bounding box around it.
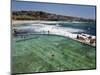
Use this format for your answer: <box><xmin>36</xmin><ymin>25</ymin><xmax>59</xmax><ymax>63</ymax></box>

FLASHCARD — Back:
<box><xmin>12</xmin><ymin>20</ymin><xmax>68</xmax><ymax>25</ymax></box>
<box><xmin>12</xmin><ymin>20</ymin><xmax>89</xmax><ymax>26</ymax></box>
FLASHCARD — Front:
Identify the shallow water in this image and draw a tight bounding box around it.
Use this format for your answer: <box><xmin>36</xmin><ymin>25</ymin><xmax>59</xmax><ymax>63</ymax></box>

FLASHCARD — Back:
<box><xmin>12</xmin><ymin>34</ymin><xmax>96</xmax><ymax>73</ymax></box>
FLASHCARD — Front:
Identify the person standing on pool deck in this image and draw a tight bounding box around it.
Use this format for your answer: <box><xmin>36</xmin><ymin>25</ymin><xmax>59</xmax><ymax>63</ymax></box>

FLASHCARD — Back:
<box><xmin>48</xmin><ymin>30</ymin><xmax>50</xmax><ymax>35</ymax></box>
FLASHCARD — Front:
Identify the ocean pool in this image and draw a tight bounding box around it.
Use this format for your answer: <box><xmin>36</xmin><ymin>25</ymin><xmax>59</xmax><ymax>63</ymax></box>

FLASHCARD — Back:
<box><xmin>12</xmin><ymin>34</ymin><xmax>96</xmax><ymax>73</ymax></box>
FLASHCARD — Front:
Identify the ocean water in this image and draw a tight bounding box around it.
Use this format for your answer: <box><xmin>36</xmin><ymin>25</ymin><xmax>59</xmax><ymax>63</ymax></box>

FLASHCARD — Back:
<box><xmin>59</xmin><ymin>22</ymin><xmax>96</xmax><ymax>36</ymax></box>
<box><xmin>14</xmin><ymin>22</ymin><xmax>96</xmax><ymax>36</ymax></box>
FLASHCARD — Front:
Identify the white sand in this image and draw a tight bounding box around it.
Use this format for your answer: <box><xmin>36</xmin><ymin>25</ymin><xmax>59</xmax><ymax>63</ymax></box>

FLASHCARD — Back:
<box><xmin>12</xmin><ymin>20</ymin><xmax>87</xmax><ymax>25</ymax></box>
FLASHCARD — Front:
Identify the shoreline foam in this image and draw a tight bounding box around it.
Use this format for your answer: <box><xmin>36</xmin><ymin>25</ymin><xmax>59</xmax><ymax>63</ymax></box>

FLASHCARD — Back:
<box><xmin>12</xmin><ymin>20</ymin><xmax>96</xmax><ymax>47</ymax></box>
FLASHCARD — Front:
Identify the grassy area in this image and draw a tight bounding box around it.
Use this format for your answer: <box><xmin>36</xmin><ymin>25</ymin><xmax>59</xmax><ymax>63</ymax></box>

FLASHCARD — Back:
<box><xmin>12</xmin><ymin>35</ymin><xmax>96</xmax><ymax>73</ymax></box>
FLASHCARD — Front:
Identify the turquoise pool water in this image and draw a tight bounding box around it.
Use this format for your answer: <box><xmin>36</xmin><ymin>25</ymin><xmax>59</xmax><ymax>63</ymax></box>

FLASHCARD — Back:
<box><xmin>12</xmin><ymin>34</ymin><xmax>96</xmax><ymax>73</ymax></box>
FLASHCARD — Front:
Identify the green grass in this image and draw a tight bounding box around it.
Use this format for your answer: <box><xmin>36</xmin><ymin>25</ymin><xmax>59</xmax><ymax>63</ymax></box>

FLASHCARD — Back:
<box><xmin>12</xmin><ymin>35</ymin><xmax>96</xmax><ymax>73</ymax></box>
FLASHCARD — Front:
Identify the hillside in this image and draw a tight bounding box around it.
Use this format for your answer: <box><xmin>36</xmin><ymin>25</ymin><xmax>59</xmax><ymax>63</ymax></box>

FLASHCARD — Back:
<box><xmin>12</xmin><ymin>11</ymin><xmax>95</xmax><ymax>22</ymax></box>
